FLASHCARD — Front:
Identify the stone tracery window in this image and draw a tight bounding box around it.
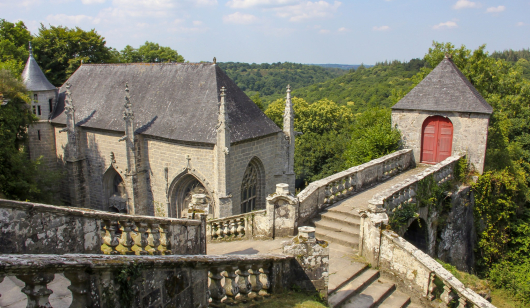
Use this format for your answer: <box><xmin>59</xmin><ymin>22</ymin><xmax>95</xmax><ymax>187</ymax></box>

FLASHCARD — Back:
<box><xmin>241</xmin><ymin>159</ymin><xmax>263</xmax><ymax>213</ymax></box>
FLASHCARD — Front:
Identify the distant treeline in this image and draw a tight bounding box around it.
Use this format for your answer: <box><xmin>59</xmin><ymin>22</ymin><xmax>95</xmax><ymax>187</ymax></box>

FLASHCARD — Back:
<box><xmin>491</xmin><ymin>48</ymin><xmax>530</xmax><ymax>79</ymax></box>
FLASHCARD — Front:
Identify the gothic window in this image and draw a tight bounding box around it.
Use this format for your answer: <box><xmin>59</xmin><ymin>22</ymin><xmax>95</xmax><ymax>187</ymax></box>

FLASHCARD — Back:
<box><xmin>170</xmin><ymin>174</ymin><xmax>212</xmax><ymax>218</ymax></box>
<box><xmin>104</xmin><ymin>168</ymin><xmax>127</xmax><ymax>213</ymax></box>
<box><xmin>241</xmin><ymin>159</ymin><xmax>263</xmax><ymax>213</ymax></box>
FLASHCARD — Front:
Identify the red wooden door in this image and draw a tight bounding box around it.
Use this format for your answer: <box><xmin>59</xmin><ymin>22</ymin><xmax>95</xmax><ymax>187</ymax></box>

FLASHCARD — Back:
<box><xmin>421</xmin><ymin>116</ymin><xmax>453</xmax><ymax>164</ymax></box>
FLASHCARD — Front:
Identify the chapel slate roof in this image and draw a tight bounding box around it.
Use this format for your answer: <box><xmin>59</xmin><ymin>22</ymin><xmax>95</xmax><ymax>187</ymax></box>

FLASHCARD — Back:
<box><xmin>51</xmin><ymin>63</ymin><xmax>282</xmax><ymax>144</ymax></box>
<box><xmin>392</xmin><ymin>57</ymin><xmax>493</xmax><ymax>114</ymax></box>
<box><xmin>21</xmin><ymin>50</ymin><xmax>56</xmax><ymax>92</ymax></box>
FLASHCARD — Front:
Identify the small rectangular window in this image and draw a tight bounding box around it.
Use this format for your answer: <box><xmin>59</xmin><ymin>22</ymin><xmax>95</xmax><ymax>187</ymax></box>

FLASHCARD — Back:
<box><xmin>33</xmin><ymin>94</ymin><xmax>38</xmax><ymax>103</ymax></box>
<box><xmin>32</xmin><ymin>105</ymin><xmax>36</xmax><ymax>114</ymax></box>
<box><xmin>37</xmin><ymin>105</ymin><xmax>41</xmax><ymax>115</ymax></box>
<box><xmin>49</xmin><ymin>98</ymin><xmax>53</xmax><ymax>113</ymax></box>
<box><xmin>38</xmin><ymin>130</ymin><xmax>41</xmax><ymax>140</ymax></box>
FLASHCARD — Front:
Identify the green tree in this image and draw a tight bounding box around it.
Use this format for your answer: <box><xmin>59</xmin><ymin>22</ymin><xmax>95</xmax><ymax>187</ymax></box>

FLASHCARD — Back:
<box><xmin>0</xmin><ymin>19</ymin><xmax>32</xmax><ymax>75</ymax></box>
<box><xmin>32</xmin><ymin>24</ymin><xmax>115</xmax><ymax>86</ymax></box>
<box><xmin>119</xmin><ymin>41</ymin><xmax>184</xmax><ymax>63</ymax></box>
<box><xmin>0</xmin><ymin>69</ymin><xmax>59</xmax><ymax>202</ymax></box>
<box><xmin>250</xmin><ymin>92</ymin><xmax>265</xmax><ymax>111</ymax></box>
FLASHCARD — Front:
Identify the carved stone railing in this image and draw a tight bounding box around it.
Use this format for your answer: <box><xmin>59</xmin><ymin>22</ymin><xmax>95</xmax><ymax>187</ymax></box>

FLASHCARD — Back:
<box><xmin>297</xmin><ymin>149</ymin><xmax>414</xmax><ymax>223</ymax></box>
<box><xmin>0</xmin><ymin>254</ymin><xmax>294</xmax><ymax>308</ymax></box>
<box><xmin>0</xmin><ymin>199</ymin><xmax>206</xmax><ymax>255</ymax></box>
<box><xmin>206</xmin><ymin>209</ymin><xmax>268</xmax><ymax>242</ymax></box>
<box><xmin>368</xmin><ymin>155</ymin><xmax>462</xmax><ymax>213</ymax></box>
<box><xmin>378</xmin><ymin>231</ymin><xmax>495</xmax><ymax>308</ymax></box>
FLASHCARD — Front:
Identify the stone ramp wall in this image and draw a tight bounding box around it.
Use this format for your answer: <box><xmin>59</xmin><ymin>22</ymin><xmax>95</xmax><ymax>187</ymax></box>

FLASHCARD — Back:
<box><xmin>0</xmin><ymin>199</ymin><xmax>205</xmax><ymax>255</ymax></box>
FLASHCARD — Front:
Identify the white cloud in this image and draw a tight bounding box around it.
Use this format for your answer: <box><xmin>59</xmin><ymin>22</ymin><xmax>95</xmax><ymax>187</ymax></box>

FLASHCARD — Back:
<box><xmin>319</xmin><ymin>29</ymin><xmax>329</xmax><ymax>34</ymax></box>
<box><xmin>81</xmin><ymin>0</ymin><xmax>105</xmax><ymax>4</ymax></box>
<box><xmin>338</xmin><ymin>27</ymin><xmax>347</xmax><ymax>32</ymax></box>
<box><xmin>274</xmin><ymin>1</ymin><xmax>342</xmax><ymax>22</ymax></box>
<box><xmin>193</xmin><ymin>20</ymin><xmax>203</xmax><ymax>26</ymax></box>
<box><xmin>486</xmin><ymin>5</ymin><xmax>505</xmax><ymax>13</ymax></box>
<box><xmin>516</xmin><ymin>22</ymin><xmax>525</xmax><ymax>26</ymax></box>
<box><xmin>226</xmin><ymin>0</ymin><xmax>299</xmax><ymax>9</ymax></box>
<box><xmin>46</xmin><ymin>14</ymin><xmax>95</xmax><ymax>25</ymax></box>
<box><xmin>373</xmin><ymin>25</ymin><xmax>390</xmax><ymax>31</ymax></box>
<box><xmin>433</xmin><ymin>21</ymin><xmax>458</xmax><ymax>29</ymax></box>
<box><xmin>453</xmin><ymin>0</ymin><xmax>480</xmax><ymax>9</ymax></box>
<box><xmin>223</xmin><ymin>12</ymin><xmax>258</xmax><ymax>24</ymax></box>
<box><xmin>194</xmin><ymin>0</ymin><xmax>217</xmax><ymax>7</ymax></box>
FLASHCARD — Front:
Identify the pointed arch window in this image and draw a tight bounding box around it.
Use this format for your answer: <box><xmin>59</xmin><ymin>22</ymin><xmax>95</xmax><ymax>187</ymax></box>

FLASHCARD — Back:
<box><xmin>241</xmin><ymin>158</ymin><xmax>264</xmax><ymax>214</ymax></box>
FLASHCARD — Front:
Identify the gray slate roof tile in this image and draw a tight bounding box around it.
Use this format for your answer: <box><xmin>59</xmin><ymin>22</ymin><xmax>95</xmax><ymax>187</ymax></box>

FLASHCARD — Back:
<box><xmin>392</xmin><ymin>57</ymin><xmax>493</xmax><ymax>114</ymax></box>
<box><xmin>51</xmin><ymin>63</ymin><xmax>281</xmax><ymax>144</ymax></box>
<box><xmin>22</xmin><ymin>54</ymin><xmax>56</xmax><ymax>92</ymax></box>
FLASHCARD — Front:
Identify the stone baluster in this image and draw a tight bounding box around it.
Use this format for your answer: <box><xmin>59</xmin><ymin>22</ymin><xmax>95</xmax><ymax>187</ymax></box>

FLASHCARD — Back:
<box><xmin>103</xmin><ymin>220</ymin><xmax>121</xmax><ymax>255</ymax></box>
<box><xmin>457</xmin><ymin>295</ymin><xmax>468</xmax><ymax>308</ymax></box>
<box><xmin>223</xmin><ymin>265</ymin><xmax>240</xmax><ymax>304</ymax></box>
<box><xmin>65</xmin><ymin>271</ymin><xmax>90</xmax><ymax>308</ymax></box>
<box><xmin>100</xmin><ymin>270</ymin><xmax>118</xmax><ymax>306</ymax></box>
<box><xmin>440</xmin><ymin>284</ymin><xmax>457</xmax><ymax>307</ymax></box>
<box><xmin>160</xmin><ymin>224</ymin><xmax>172</xmax><ymax>255</ymax></box>
<box><xmin>208</xmin><ymin>267</ymin><xmax>226</xmax><ymax>307</ymax></box>
<box><xmin>216</xmin><ymin>222</ymin><xmax>223</xmax><ymax>239</ymax></box>
<box><xmin>260</xmin><ymin>264</ymin><xmax>271</xmax><ymax>297</ymax></box>
<box><xmin>427</xmin><ymin>272</ymin><xmax>436</xmax><ymax>300</ymax></box>
<box><xmin>136</xmin><ymin>222</ymin><xmax>150</xmax><ymax>255</ymax></box>
<box><xmin>18</xmin><ymin>272</ymin><xmax>55</xmax><ymax>308</ymax></box>
<box><xmin>149</xmin><ymin>223</ymin><xmax>161</xmax><ymax>255</ymax></box>
<box><xmin>120</xmin><ymin>220</ymin><xmax>135</xmax><ymax>255</ymax></box>
<box><xmin>338</xmin><ymin>179</ymin><xmax>346</xmax><ymax>199</ymax></box>
<box><xmin>323</xmin><ymin>184</ymin><xmax>332</xmax><ymax>205</ymax></box>
<box><xmin>229</xmin><ymin>219</ymin><xmax>237</xmax><ymax>237</ymax></box>
<box><xmin>237</xmin><ymin>264</ymin><xmax>252</xmax><ymax>303</ymax></box>
<box><xmin>223</xmin><ymin>220</ymin><xmax>230</xmax><ymax>237</ymax></box>
<box><xmin>237</xmin><ymin>218</ymin><xmax>246</xmax><ymax>238</ymax></box>
<box><xmin>249</xmin><ymin>264</ymin><xmax>263</xmax><ymax>299</ymax></box>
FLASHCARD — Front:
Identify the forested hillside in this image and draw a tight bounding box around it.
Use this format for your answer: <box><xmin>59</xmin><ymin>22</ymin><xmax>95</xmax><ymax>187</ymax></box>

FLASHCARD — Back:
<box><xmin>492</xmin><ymin>48</ymin><xmax>530</xmax><ymax>79</ymax></box>
<box><xmin>290</xmin><ymin>59</ymin><xmax>426</xmax><ymax>113</ymax></box>
<box><xmin>217</xmin><ymin>62</ymin><xmax>346</xmax><ymax>103</ymax></box>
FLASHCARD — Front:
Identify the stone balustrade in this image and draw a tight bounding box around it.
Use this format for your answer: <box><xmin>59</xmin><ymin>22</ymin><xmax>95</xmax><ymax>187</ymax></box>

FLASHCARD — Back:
<box><xmin>206</xmin><ymin>209</ymin><xmax>269</xmax><ymax>241</ymax></box>
<box><xmin>378</xmin><ymin>230</ymin><xmax>494</xmax><ymax>308</ymax></box>
<box><xmin>0</xmin><ymin>254</ymin><xmax>294</xmax><ymax>308</ymax></box>
<box><xmin>297</xmin><ymin>149</ymin><xmax>414</xmax><ymax>223</ymax></box>
<box><xmin>0</xmin><ymin>199</ymin><xmax>206</xmax><ymax>255</ymax></box>
<box><xmin>368</xmin><ymin>155</ymin><xmax>462</xmax><ymax>213</ymax></box>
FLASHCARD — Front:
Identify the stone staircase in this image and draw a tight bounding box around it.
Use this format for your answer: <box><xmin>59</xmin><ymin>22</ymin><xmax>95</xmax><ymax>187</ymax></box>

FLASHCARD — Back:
<box><xmin>313</xmin><ymin>206</ymin><xmax>362</xmax><ymax>249</ymax></box>
<box><xmin>328</xmin><ymin>263</ymin><xmax>422</xmax><ymax>308</ymax></box>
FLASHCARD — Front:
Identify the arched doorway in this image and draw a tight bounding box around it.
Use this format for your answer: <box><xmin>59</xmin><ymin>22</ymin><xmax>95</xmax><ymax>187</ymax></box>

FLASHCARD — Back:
<box><xmin>403</xmin><ymin>218</ymin><xmax>428</xmax><ymax>252</ymax></box>
<box><xmin>240</xmin><ymin>157</ymin><xmax>265</xmax><ymax>214</ymax></box>
<box><xmin>170</xmin><ymin>174</ymin><xmax>212</xmax><ymax>218</ymax></box>
<box><xmin>421</xmin><ymin>116</ymin><xmax>453</xmax><ymax>164</ymax></box>
<box><xmin>103</xmin><ymin>168</ymin><xmax>127</xmax><ymax>213</ymax></box>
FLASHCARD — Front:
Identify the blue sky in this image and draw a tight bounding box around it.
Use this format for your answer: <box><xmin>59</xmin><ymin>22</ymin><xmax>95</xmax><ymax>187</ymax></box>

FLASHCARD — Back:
<box><xmin>2</xmin><ymin>0</ymin><xmax>529</xmax><ymax>64</ymax></box>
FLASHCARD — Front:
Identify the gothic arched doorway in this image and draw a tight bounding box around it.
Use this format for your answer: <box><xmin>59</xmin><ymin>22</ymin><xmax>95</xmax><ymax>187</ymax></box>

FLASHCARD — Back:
<box><xmin>170</xmin><ymin>174</ymin><xmax>212</xmax><ymax>218</ymax></box>
<box><xmin>421</xmin><ymin>116</ymin><xmax>453</xmax><ymax>164</ymax></box>
<box><xmin>103</xmin><ymin>168</ymin><xmax>127</xmax><ymax>213</ymax></box>
<box><xmin>403</xmin><ymin>218</ymin><xmax>428</xmax><ymax>252</ymax></box>
<box><xmin>240</xmin><ymin>157</ymin><xmax>265</xmax><ymax>214</ymax></box>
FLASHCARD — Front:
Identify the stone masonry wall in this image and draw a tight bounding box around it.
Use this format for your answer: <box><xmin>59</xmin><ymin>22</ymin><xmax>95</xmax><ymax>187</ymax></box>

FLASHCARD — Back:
<box><xmin>392</xmin><ymin>110</ymin><xmax>489</xmax><ymax>174</ymax></box>
<box><xmin>28</xmin><ymin>121</ymin><xmax>58</xmax><ymax>172</ymax></box>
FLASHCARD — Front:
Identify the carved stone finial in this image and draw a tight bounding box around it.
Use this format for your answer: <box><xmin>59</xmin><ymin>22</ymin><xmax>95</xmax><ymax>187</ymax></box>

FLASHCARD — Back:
<box><xmin>64</xmin><ymin>82</ymin><xmax>74</xmax><ymax>114</ymax></box>
<box><xmin>213</xmin><ymin>57</ymin><xmax>217</xmax><ymax>64</ymax></box>
<box><xmin>220</xmin><ymin>86</ymin><xmax>226</xmax><ymax>97</ymax></box>
<box><xmin>444</xmin><ymin>53</ymin><xmax>452</xmax><ymax>59</ymax></box>
<box><xmin>29</xmin><ymin>41</ymin><xmax>33</xmax><ymax>56</ymax></box>
<box><xmin>123</xmin><ymin>82</ymin><xmax>134</xmax><ymax>120</ymax></box>
<box><xmin>287</xmin><ymin>84</ymin><xmax>291</xmax><ymax>93</ymax></box>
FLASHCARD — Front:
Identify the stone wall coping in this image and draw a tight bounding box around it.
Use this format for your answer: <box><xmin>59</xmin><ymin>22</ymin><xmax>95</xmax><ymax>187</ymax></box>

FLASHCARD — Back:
<box><xmin>297</xmin><ymin>149</ymin><xmax>413</xmax><ymax>201</ymax></box>
<box><xmin>369</xmin><ymin>155</ymin><xmax>463</xmax><ymax>205</ymax></box>
<box><xmin>0</xmin><ymin>199</ymin><xmax>201</xmax><ymax>226</ymax></box>
<box><xmin>0</xmin><ymin>253</ymin><xmax>292</xmax><ymax>272</ymax></box>
<box><xmin>207</xmin><ymin>209</ymin><xmax>267</xmax><ymax>224</ymax></box>
<box><xmin>382</xmin><ymin>231</ymin><xmax>495</xmax><ymax>308</ymax></box>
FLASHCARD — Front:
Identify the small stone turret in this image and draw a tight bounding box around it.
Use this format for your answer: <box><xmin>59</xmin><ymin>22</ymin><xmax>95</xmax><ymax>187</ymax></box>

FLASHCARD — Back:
<box><xmin>282</xmin><ymin>85</ymin><xmax>296</xmax><ymax>193</ymax></box>
<box><xmin>215</xmin><ymin>86</ymin><xmax>232</xmax><ymax>217</ymax></box>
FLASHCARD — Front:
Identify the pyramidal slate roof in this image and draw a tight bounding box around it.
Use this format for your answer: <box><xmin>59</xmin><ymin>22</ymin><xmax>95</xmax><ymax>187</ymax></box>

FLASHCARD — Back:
<box><xmin>392</xmin><ymin>57</ymin><xmax>493</xmax><ymax>114</ymax></box>
<box><xmin>21</xmin><ymin>44</ymin><xmax>56</xmax><ymax>92</ymax></box>
<box><xmin>51</xmin><ymin>63</ymin><xmax>281</xmax><ymax>144</ymax></box>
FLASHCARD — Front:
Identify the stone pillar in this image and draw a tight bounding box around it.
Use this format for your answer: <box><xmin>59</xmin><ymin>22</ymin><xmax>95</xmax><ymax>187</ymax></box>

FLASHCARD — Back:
<box><xmin>266</xmin><ymin>183</ymin><xmax>299</xmax><ymax>238</ymax></box>
<box><xmin>359</xmin><ymin>210</ymin><xmax>389</xmax><ymax>268</ymax></box>
<box><xmin>282</xmin><ymin>226</ymin><xmax>329</xmax><ymax>298</ymax></box>
<box><xmin>214</xmin><ymin>86</ymin><xmax>232</xmax><ymax>218</ymax></box>
<box><xmin>282</xmin><ymin>85</ymin><xmax>296</xmax><ymax>193</ymax></box>
<box><xmin>60</xmin><ymin>82</ymin><xmax>88</xmax><ymax>208</ymax></box>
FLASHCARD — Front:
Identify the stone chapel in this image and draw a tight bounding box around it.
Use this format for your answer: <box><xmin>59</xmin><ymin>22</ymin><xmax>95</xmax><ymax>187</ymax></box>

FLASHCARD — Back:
<box><xmin>23</xmin><ymin>46</ymin><xmax>296</xmax><ymax>219</ymax></box>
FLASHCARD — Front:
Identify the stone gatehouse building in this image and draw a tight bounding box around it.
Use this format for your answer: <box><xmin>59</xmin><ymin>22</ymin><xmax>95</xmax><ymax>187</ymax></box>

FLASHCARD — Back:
<box><xmin>24</xmin><ymin>50</ymin><xmax>296</xmax><ymax>219</ymax></box>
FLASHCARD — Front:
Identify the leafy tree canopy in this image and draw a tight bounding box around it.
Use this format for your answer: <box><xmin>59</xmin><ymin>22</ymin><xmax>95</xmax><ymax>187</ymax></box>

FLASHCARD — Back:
<box><xmin>0</xmin><ymin>19</ymin><xmax>32</xmax><ymax>76</ymax></box>
<box><xmin>119</xmin><ymin>41</ymin><xmax>184</xmax><ymax>63</ymax></box>
<box><xmin>32</xmin><ymin>24</ymin><xmax>115</xmax><ymax>86</ymax></box>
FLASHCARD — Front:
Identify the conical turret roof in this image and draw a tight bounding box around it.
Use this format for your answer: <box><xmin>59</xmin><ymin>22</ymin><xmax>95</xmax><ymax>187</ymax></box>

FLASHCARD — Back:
<box><xmin>392</xmin><ymin>56</ymin><xmax>493</xmax><ymax>114</ymax></box>
<box><xmin>21</xmin><ymin>43</ymin><xmax>56</xmax><ymax>92</ymax></box>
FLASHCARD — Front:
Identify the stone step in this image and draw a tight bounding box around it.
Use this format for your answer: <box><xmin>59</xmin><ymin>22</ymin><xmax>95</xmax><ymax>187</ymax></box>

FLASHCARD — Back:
<box><xmin>341</xmin><ymin>279</ymin><xmax>396</xmax><ymax>308</ymax></box>
<box><xmin>328</xmin><ymin>268</ymin><xmax>379</xmax><ymax>307</ymax></box>
<box><xmin>315</xmin><ymin>229</ymin><xmax>359</xmax><ymax>248</ymax></box>
<box><xmin>377</xmin><ymin>289</ymin><xmax>411</xmax><ymax>308</ymax></box>
<box><xmin>314</xmin><ymin>217</ymin><xmax>360</xmax><ymax>236</ymax></box>
<box><xmin>321</xmin><ymin>209</ymin><xmax>361</xmax><ymax>224</ymax></box>
<box><xmin>328</xmin><ymin>262</ymin><xmax>368</xmax><ymax>294</ymax></box>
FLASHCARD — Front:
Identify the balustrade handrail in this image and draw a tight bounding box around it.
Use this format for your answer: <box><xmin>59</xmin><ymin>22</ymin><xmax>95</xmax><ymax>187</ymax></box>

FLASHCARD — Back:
<box><xmin>369</xmin><ymin>155</ymin><xmax>462</xmax><ymax>212</ymax></box>
<box><xmin>381</xmin><ymin>231</ymin><xmax>494</xmax><ymax>308</ymax></box>
<box><xmin>0</xmin><ymin>199</ymin><xmax>201</xmax><ymax>226</ymax></box>
<box><xmin>207</xmin><ymin>209</ymin><xmax>266</xmax><ymax>224</ymax></box>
